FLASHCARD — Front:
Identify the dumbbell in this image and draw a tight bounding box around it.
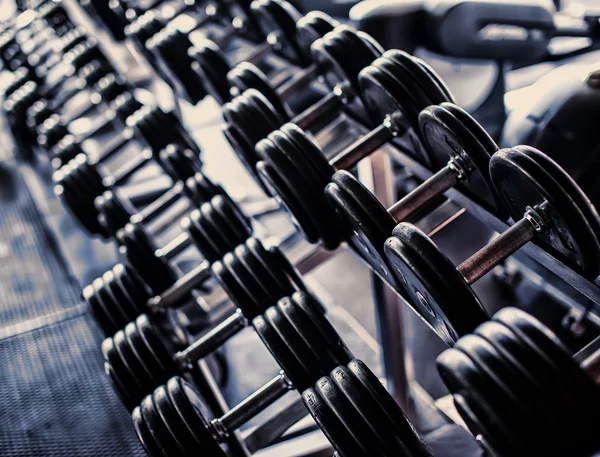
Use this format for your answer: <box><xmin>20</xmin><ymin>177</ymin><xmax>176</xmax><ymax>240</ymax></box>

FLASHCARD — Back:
<box><xmin>142</xmin><ymin>0</ymin><xmax>302</xmax><ymax>106</ymax></box>
<box><xmin>384</xmin><ymin>146</ymin><xmax>600</xmax><ymax>345</ymax></box>
<box><xmin>53</xmin><ymin>103</ymin><xmax>201</xmax><ymax>234</ymax></box>
<box><xmin>324</xmin><ymin>102</ymin><xmax>500</xmax><ymax>292</ymax></box>
<box><xmin>2</xmin><ymin>67</ymin><xmax>34</xmax><ymax>97</ymax></box>
<box><xmin>103</xmin><ymin>237</ymin><xmax>309</xmax><ymax>408</ymax></box>
<box><xmin>196</xmin><ymin>10</ymin><xmax>338</xmax><ymax>113</ymax></box>
<box><xmin>85</xmin><ymin>191</ymin><xmax>254</xmax><ymax>332</ymax></box>
<box><xmin>303</xmin><ymin>359</ymin><xmax>432</xmax><ymax>457</ymax></box>
<box><xmin>25</xmin><ymin>60</ymin><xmax>113</xmax><ymax>135</ymax></box>
<box><xmin>27</xmin><ymin>26</ymin><xmax>88</xmax><ymax>78</ymax></box>
<box><xmin>133</xmin><ymin>290</ymin><xmax>355</xmax><ymax>456</ymax></box>
<box><xmin>437</xmin><ymin>307</ymin><xmax>600</xmax><ymax>457</ymax></box>
<box><xmin>253</xmin><ymin>49</ymin><xmax>453</xmax><ymax>251</ymax></box>
<box><xmin>222</xmin><ymin>25</ymin><xmax>385</xmax><ymax>186</ymax></box>
<box><xmin>35</xmin><ymin>73</ymin><xmax>131</xmax><ymax>149</ymax></box>
<box><xmin>95</xmin><ymin>146</ymin><xmax>214</xmax><ymax>238</ymax></box>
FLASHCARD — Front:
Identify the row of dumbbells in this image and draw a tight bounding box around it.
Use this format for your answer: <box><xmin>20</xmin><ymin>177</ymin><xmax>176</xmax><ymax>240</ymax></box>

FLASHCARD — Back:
<box><xmin>3</xmin><ymin>0</ymin><xmax>600</xmax><ymax>456</ymax></box>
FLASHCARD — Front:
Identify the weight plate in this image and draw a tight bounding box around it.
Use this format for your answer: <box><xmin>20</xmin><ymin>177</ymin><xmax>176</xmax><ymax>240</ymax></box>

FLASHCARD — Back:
<box><xmin>316</xmin><ymin>376</ymin><xmax>385</xmax><ymax>456</ymax></box>
<box><xmin>114</xmin><ymin>263</ymin><xmax>151</xmax><ymax>317</ymax></box>
<box><xmin>280</xmin><ymin>123</ymin><xmax>333</xmax><ymax>184</ymax></box>
<box><xmin>211</xmin><ymin>193</ymin><xmax>253</xmax><ymax>248</ymax></box>
<box><xmin>513</xmin><ymin>145</ymin><xmax>600</xmax><ymax>245</ymax></box>
<box><xmin>96</xmin><ymin>274</ymin><xmax>130</xmax><ymax>331</ymax></box>
<box><xmin>233</xmin><ymin>241</ymin><xmax>285</xmax><ymax>305</ymax></box>
<box><xmin>225</xmin><ymin>250</ymin><xmax>269</xmax><ymax>312</ymax></box>
<box><xmin>96</xmin><ymin>190</ymin><xmax>134</xmax><ymax>238</ymax></box>
<box><xmin>189</xmin><ymin>41</ymin><xmax>232</xmax><ymax>105</ymax></box>
<box><xmin>103</xmin><ymin>269</ymin><xmax>138</xmax><ymax>331</ymax></box>
<box><xmin>325</xmin><ymin>171</ymin><xmax>400</xmax><ymax>291</ymax></box>
<box><xmin>125</xmin><ymin>321</ymin><xmax>168</xmax><ymax>385</ymax></box>
<box><xmin>106</xmin><ymin>363</ymin><xmax>138</xmax><ymax>413</ymax></box>
<box><xmin>140</xmin><ymin>394</ymin><xmax>185</xmax><ymax>456</ymax></box>
<box><xmin>384</xmin><ymin>223</ymin><xmax>488</xmax><ymax>345</ymax></box>
<box><xmin>227</xmin><ymin>62</ymin><xmax>291</xmax><ymax>121</ymax></box>
<box><xmin>102</xmin><ymin>337</ymin><xmax>143</xmax><ymax>409</ymax></box>
<box><xmin>278</xmin><ymin>296</ymin><xmax>346</xmax><ymax>372</ymax></box>
<box><xmin>441</xmin><ymin>102</ymin><xmax>496</xmax><ymax>155</ymax></box>
<box><xmin>114</xmin><ymin>328</ymin><xmax>156</xmax><ymax>393</ymax></box>
<box><xmin>136</xmin><ymin>314</ymin><xmax>179</xmax><ymax>378</ymax></box>
<box><xmin>436</xmin><ymin>348</ymin><xmax>527</xmax><ymax>456</ymax></box>
<box><xmin>255</xmin><ymin>153</ymin><xmax>321</xmax><ymax>244</ymax></box>
<box><xmin>331</xmin><ymin>366</ymin><xmax>414</xmax><ymax>456</ymax></box>
<box><xmin>184</xmin><ymin>209</ymin><xmax>221</xmax><ymax>263</ymax></box>
<box><xmin>347</xmin><ymin>360</ymin><xmax>429</xmax><ymax>456</ymax></box>
<box><xmin>212</xmin><ymin>259</ymin><xmax>261</xmax><ymax>318</ymax></box>
<box><xmin>197</xmin><ymin>201</ymin><xmax>236</xmax><ymax>258</ymax></box>
<box><xmin>133</xmin><ymin>404</ymin><xmax>168</xmax><ymax>457</ymax></box>
<box><xmin>185</xmin><ymin>172</ymin><xmax>223</xmax><ymax>207</ymax></box>
<box><xmin>295</xmin><ymin>11</ymin><xmax>338</xmax><ymax>64</ymax></box>
<box><xmin>418</xmin><ymin>104</ymin><xmax>500</xmax><ymax>213</ymax></box>
<box><xmin>253</xmin><ymin>312</ymin><xmax>312</xmax><ymax>391</ymax></box>
<box><xmin>84</xmin><ymin>279</ymin><xmax>120</xmax><ymax>335</ymax></box>
<box><xmin>246</xmin><ymin>238</ymin><xmax>297</xmax><ymax>299</ymax></box>
<box><xmin>302</xmin><ymin>388</ymin><xmax>367</xmax><ymax>457</ymax></box>
<box><xmin>159</xmin><ymin>145</ymin><xmax>202</xmax><ymax>182</ymax></box>
<box><xmin>264</xmin><ymin>305</ymin><xmax>325</xmax><ymax>389</ymax></box>
<box><xmin>490</xmin><ymin>147</ymin><xmax>600</xmax><ymax>278</ymax></box>
<box><xmin>154</xmin><ymin>385</ymin><xmax>201</xmax><ymax>455</ymax></box>
<box><xmin>414</xmin><ymin>57</ymin><xmax>454</xmax><ymax>103</ymax></box>
<box><xmin>268</xmin><ymin>128</ymin><xmax>340</xmax><ymax>249</ymax></box>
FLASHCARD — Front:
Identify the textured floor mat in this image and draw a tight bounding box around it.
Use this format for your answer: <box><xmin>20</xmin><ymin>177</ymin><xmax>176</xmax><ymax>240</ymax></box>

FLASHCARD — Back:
<box><xmin>0</xmin><ymin>314</ymin><xmax>144</xmax><ymax>457</ymax></box>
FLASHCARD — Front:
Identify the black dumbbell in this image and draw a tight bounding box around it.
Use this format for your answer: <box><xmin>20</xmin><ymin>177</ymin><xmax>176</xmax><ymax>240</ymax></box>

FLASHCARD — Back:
<box><xmin>199</xmin><ymin>10</ymin><xmax>338</xmax><ymax>113</ymax></box>
<box><xmin>303</xmin><ymin>359</ymin><xmax>432</xmax><ymax>457</ymax></box>
<box><xmin>324</xmin><ymin>102</ymin><xmax>500</xmax><ymax>292</ymax></box>
<box><xmin>221</xmin><ymin>25</ymin><xmax>384</xmax><ymax>186</ymax></box>
<box><xmin>385</xmin><ymin>146</ymin><xmax>600</xmax><ymax>345</ymax></box>
<box><xmin>85</xmin><ymin>192</ymin><xmax>253</xmax><ymax>333</ymax></box>
<box><xmin>95</xmin><ymin>146</ymin><xmax>214</xmax><ymax>238</ymax></box>
<box><xmin>53</xmin><ymin>103</ymin><xmax>202</xmax><ymax>234</ymax></box>
<box><xmin>25</xmin><ymin>60</ymin><xmax>112</xmax><ymax>135</ymax></box>
<box><xmin>103</xmin><ymin>238</ymin><xmax>309</xmax><ymax>408</ymax></box>
<box><xmin>253</xmin><ymin>49</ymin><xmax>452</xmax><ymax>250</ymax></box>
<box><xmin>132</xmin><ymin>290</ymin><xmax>354</xmax><ymax>456</ymax></box>
<box><xmin>168</xmin><ymin>4</ymin><xmax>333</xmax><ymax>107</ymax></box>
<box><xmin>35</xmin><ymin>73</ymin><xmax>131</xmax><ymax>149</ymax></box>
<box><xmin>437</xmin><ymin>307</ymin><xmax>600</xmax><ymax>457</ymax></box>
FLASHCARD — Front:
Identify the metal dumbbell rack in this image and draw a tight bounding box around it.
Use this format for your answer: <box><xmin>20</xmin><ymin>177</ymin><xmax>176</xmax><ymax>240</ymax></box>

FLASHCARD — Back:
<box><xmin>7</xmin><ymin>1</ymin><xmax>600</xmax><ymax>456</ymax></box>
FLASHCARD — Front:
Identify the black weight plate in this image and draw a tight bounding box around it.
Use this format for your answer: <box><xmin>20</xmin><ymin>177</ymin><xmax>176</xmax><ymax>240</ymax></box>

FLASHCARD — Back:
<box><xmin>384</xmin><ymin>223</ymin><xmax>487</xmax><ymax>345</ymax></box>
<box><xmin>414</xmin><ymin>57</ymin><xmax>454</xmax><ymax>103</ymax></box>
<box><xmin>325</xmin><ymin>171</ymin><xmax>400</xmax><ymax>291</ymax></box>
<box><xmin>189</xmin><ymin>40</ymin><xmax>232</xmax><ymax>105</ymax></box>
<box><xmin>331</xmin><ymin>366</ymin><xmax>415</xmax><ymax>456</ymax></box>
<box><xmin>316</xmin><ymin>376</ymin><xmax>385</xmax><ymax>456</ymax></box>
<box><xmin>436</xmin><ymin>349</ymin><xmax>528</xmax><ymax>456</ymax></box>
<box><xmin>418</xmin><ymin>104</ymin><xmax>500</xmax><ymax>213</ymax></box>
<box><xmin>493</xmin><ymin>308</ymin><xmax>600</xmax><ymax>407</ymax></box>
<box><xmin>212</xmin><ymin>259</ymin><xmax>261</xmax><ymax>318</ymax></box>
<box><xmin>295</xmin><ymin>11</ymin><xmax>338</xmax><ymax>64</ymax></box>
<box><xmin>233</xmin><ymin>240</ymin><xmax>285</xmax><ymax>305</ymax></box>
<box><xmin>357</xmin><ymin>55</ymin><xmax>428</xmax><ymax>135</ymax></box>
<box><xmin>103</xmin><ymin>269</ymin><xmax>139</xmax><ymax>331</ymax></box>
<box><xmin>114</xmin><ymin>328</ymin><xmax>156</xmax><ymax>393</ymax></box>
<box><xmin>347</xmin><ymin>360</ymin><xmax>429</xmax><ymax>456</ymax></box>
<box><xmin>266</xmin><ymin>245</ymin><xmax>307</xmax><ymax>294</ymax></box>
<box><xmin>202</xmin><ymin>199</ymin><xmax>245</xmax><ymax>256</ymax></box>
<box><xmin>185</xmin><ymin>172</ymin><xmax>223</xmax><ymax>207</ymax></box>
<box><xmin>280</xmin><ymin>123</ymin><xmax>333</xmax><ymax>185</ymax></box>
<box><xmin>136</xmin><ymin>314</ymin><xmax>179</xmax><ymax>377</ymax></box>
<box><xmin>222</xmin><ymin>124</ymin><xmax>266</xmax><ymax>190</ymax></box>
<box><xmin>126</xmin><ymin>321</ymin><xmax>169</xmax><ymax>385</ymax></box>
<box><xmin>84</xmin><ymin>279</ymin><xmax>120</xmax><ymax>335</ymax></box>
<box><xmin>278</xmin><ymin>296</ymin><xmax>345</xmax><ymax>373</ymax></box>
<box><xmin>184</xmin><ymin>209</ymin><xmax>221</xmax><ymax>263</ymax></box>
<box><xmin>454</xmin><ymin>335</ymin><xmax>549</xmax><ymax>447</ymax></box>
<box><xmin>245</xmin><ymin>238</ymin><xmax>296</xmax><ymax>299</ymax></box>
<box><xmin>250</xmin><ymin>0</ymin><xmax>303</xmax><ymax>64</ymax></box>
<box><xmin>224</xmin><ymin>250</ymin><xmax>268</xmax><ymax>313</ymax></box>
<box><xmin>255</xmin><ymin>154</ymin><xmax>321</xmax><ymax>244</ymax></box>
<box><xmin>96</xmin><ymin>274</ymin><xmax>130</xmax><ymax>331</ymax></box>
<box><xmin>96</xmin><ymin>190</ymin><xmax>134</xmax><ymax>238</ymax></box>
<box><xmin>114</xmin><ymin>263</ymin><xmax>150</xmax><ymax>317</ymax></box>
<box><xmin>197</xmin><ymin>201</ymin><xmax>235</xmax><ymax>258</ymax></box>
<box><xmin>385</xmin><ymin>50</ymin><xmax>450</xmax><ymax>106</ymax></box>
<box><xmin>264</xmin><ymin>306</ymin><xmax>325</xmax><ymax>389</ymax></box>
<box><xmin>133</xmin><ymin>405</ymin><xmax>166</xmax><ymax>457</ymax></box>
<box><xmin>253</xmin><ymin>313</ymin><xmax>313</xmax><ymax>391</ymax></box>
<box><xmin>227</xmin><ymin>62</ymin><xmax>291</xmax><ymax>121</ymax></box>
<box><xmin>269</xmin><ymin>128</ymin><xmax>341</xmax><ymax>250</ymax></box>
<box><xmin>302</xmin><ymin>388</ymin><xmax>367</xmax><ymax>457</ymax></box>
<box><xmin>159</xmin><ymin>145</ymin><xmax>202</xmax><ymax>182</ymax></box>
<box><xmin>514</xmin><ymin>145</ymin><xmax>600</xmax><ymax>245</ymax></box>
<box><xmin>154</xmin><ymin>385</ymin><xmax>201</xmax><ymax>455</ymax></box>
<box><xmin>490</xmin><ymin>148</ymin><xmax>600</xmax><ymax>278</ymax></box>
<box><xmin>211</xmin><ymin>192</ymin><xmax>253</xmax><ymax>250</ymax></box>
<box><xmin>441</xmin><ymin>102</ymin><xmax>497</xmax><ymax>155</ymax></box>
<box><xmin>165</xmin><ymin>378</ymin><xmax>208</xmax><ymax>452</ymax></box>
<box><xmin>140</xmin><ymin>394</ymin><xmax>185</xmax><ymax>456</ymax></box>
<box><xmin>106</xmin><ymin>363</ymin><xmax>138</xmax><ymax>412</ymax></box>
<box><xmin>292</xmin><ymin>292</ymin><xmax>353</xmax><ymax>365</ymax></box>
<box><xmin>102</xmin><ymin>337</ymin><xmax>143</xmax><ymax>408</ymax></box>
